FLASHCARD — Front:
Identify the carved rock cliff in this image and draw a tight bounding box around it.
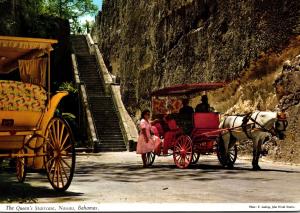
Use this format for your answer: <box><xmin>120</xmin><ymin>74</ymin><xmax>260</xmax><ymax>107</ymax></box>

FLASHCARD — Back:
<box><xmin>92</xmin><ymin>0</ymin><xmax>300</xmax><ymax>112</ymax></box>
<box><xmin>92</xmin><ymin>0</ymin><xmax>300</xmax><ymax>162</ymax></box>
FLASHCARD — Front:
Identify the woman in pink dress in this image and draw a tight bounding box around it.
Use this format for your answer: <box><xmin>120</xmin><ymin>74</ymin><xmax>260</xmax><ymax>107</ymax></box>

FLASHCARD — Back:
<box><xmin>136</xmin><ymin>109</ymin><xmax>161</xmax><ymax>166</ymax></box>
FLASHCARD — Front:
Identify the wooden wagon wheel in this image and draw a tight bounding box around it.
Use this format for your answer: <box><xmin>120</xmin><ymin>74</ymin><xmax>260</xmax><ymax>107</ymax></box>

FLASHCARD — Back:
<box><xmin>217</xmin><ymin>138</ymin><xmax>237</xmax><ymax>168</ymax></box>
<box><xmin>44</xmin><ymin>117</ymin><xmax>76</xmax><ymax>191</ymax></box>
<box><xmin>191</xmin><ymin>152</ymin><xmax>200</xmax><ymax>165</ymax></box>
<box><xmin>173</xmin><ymin>135</ymin><xmax>193</xmax><ymax>168</ymax></box>
<box><xmin>227</xmin><ymin>145</ymin><xmax>238</xmax><ymax>166</ymax></box>
<box><xmin>16</xmin><ymin>148</ymin><xmax>27</xmax><ymax>183</ymax></box>
<box><xmin>143</xmin><ymin>152</ymin><xmax>155</xmax><ymax>167</ymax></box>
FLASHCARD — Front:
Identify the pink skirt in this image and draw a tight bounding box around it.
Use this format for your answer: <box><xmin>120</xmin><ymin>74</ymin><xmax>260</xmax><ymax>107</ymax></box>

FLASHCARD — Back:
<box><xmin>136</xmin><ymin>135</ymin><xmax>161</xmax><ymax>154</ymax></box>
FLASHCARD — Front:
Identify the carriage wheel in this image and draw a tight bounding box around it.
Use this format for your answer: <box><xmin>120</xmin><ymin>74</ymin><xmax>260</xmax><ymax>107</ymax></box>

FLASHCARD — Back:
<box><xmin>16</xmin><ymin>149</ymin><xmax>27</xmax><ymax>183</ymax></box>
<box><xmin>173</xmin><ymin>135</ymin><xmax>193</xmax><ymax>168</ymax></box>
<box><xmin>216</xmin><ymin>139</ymin><xmax>226</xmax><ymax>167</ymax></box>
<box><xmin>217</xmin><ymin>142</ymin><xmax>237</xmax><ymax>167</ymax></box>
<box><xmin>143</xmin><ymin>152</ymin><xmax>155</xmax><ymax>167</ymax></box>
<box><xmin>228</xmin><ymin>145</ymin><xmax>238</xmax><ymax>166</ymax></box>
<box><xmin>44</xmin><ymin>117</ymin><xmax>76</xmax><ymax>191</ymax></box>
<box><xmin>191</xmin><ymin>152</ymin><xmax>200</xmax><ymax>164</ymax></box>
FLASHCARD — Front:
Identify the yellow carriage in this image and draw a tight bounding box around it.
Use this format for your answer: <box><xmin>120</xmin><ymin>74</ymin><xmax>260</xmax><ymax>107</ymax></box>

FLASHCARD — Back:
<box><xmin>0</xmin><ymin>36</ymin><xmax>75</xmax><ymax>191</ymax></box>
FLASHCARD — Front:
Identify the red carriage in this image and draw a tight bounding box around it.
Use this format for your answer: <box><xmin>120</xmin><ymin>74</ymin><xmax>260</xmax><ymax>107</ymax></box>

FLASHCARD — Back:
<box><xmin>145</xmin><ymin>83</ymin><xmax>237</xmax><ymax>168</ymax></box>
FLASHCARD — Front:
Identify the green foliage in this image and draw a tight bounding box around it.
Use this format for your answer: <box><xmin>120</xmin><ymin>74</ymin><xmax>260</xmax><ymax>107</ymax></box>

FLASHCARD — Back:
<box><xmin>47</xmin><ymin>0</ymin><xmax>97</xmax><ymax>33</ymax></box>
<box><xmin>58</xmin><ymin>82</ymin><xmax>78</xmax><ymax>94</ymax></box>
<box><xmin>20</xmin><ymin>0</ymin><xmax>98</xmax><ymax>34</ymax></box>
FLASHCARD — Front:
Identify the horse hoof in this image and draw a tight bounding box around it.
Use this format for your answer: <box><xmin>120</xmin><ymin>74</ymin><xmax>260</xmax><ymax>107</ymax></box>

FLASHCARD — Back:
<box><xmin>252</xmin><ymin>165</ymin><xmax>261</xmax><ymax>171</ymax></box>
<box><xmin>227</xmin><ymin>164</ymin><xmax>234</xmax><ymax>169</ymax></box>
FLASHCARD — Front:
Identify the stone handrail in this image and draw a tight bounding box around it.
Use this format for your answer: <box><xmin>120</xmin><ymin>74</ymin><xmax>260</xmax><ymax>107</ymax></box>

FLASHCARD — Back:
<box><xmin>86</xmin><ymin>34</ymin><xmax>138</xmax><ymax>150</ymax></box>
<box><xmin>86</xmin><ymin>34</ymin><xmax>95</xmax><ymax>55</ymax></box>
<box><xmin>71</xmin><ymin>54</ymin><xmax>99</xmax><ymax>147</ymax></box>
<box><xmin>86</xmin><ymin>34</ymin><xmax>112</xmax><ymax>95</ymax></box>
<box><xmin>110</xmin><ymin>85</ymin><xmax>138</xmax><ymax>150</ymax></box>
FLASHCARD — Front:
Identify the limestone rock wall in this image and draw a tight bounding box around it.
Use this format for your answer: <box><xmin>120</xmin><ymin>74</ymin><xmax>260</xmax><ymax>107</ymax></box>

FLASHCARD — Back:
<box><xmin>92</xmin><ymin>0</ymin><xmax>300</xmax><ymax>162</ymax></box>
<box><xmin>274</xmin><ymin>56</ymin><xmax>300</xmax><ymax>163</ymax></box>
<box><xmin>92</xmin><ymin>0</ymin><xmax>300</xmax><ymax>114</ymax></box>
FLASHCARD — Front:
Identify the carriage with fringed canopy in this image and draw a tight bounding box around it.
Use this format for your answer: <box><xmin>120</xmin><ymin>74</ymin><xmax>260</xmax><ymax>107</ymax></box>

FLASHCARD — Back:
<box><xmin>146</xmin><ymin>83</ymin><xmax>238</xmax><ymax>168</ymax></box>
<box><xmin>0</xmin><ymin>36</ymin><xmax>75</xmax><ymax>191</ymax></box>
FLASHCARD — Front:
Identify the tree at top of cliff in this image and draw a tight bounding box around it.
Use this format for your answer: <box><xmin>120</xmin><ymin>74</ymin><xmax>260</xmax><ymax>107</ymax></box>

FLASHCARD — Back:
<box><xmin>39</xmin><ymin>0</ymin><xmax>98</xmax><ymax>33</ymax></box>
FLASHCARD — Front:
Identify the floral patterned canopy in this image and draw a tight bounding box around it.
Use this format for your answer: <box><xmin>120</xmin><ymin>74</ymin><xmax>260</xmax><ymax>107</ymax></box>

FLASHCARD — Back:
<box><xmin>0</xmin><ymin>80</ymin><xmax>47</xmax><ymax>112</ymax></box>
<box><xmin>151</xmin><ymin>82</ymin><xmax>226</xmax><ymax>115</ymax></box>
<box><xmin>152</xmin><ymin>97</ymin><xmax>182</xmax><ymax>115</ymax></box>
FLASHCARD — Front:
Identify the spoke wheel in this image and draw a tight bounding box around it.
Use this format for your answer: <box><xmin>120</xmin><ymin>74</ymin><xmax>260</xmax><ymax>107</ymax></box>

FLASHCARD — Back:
<box><xmin>217</xmin><ymin>138</ymin><xmax>237</xmax><ymax>167</ymax></box>
<box><xmin>16</xmin><ymin>149</ymin><xmax>26</xmax><ymax>183</ymax></box>
<box><xmin>227</xmin><ymin>145</ymin><xmax>238</xmax><ymax>166</ymax></box>
<box><xmin>191</xmin><ymin>152</ymin><xmax>200</xmax><ymax>164</ymax></box>
<box><xmin>216</xmin><ymin>137</ymin><xmax>227</xmax><ymax>167</ymax></box>
<box><xmin>44</xmin><ymin>117</ymin><xmax>76</xmax><ymax>191</ymax></box>
<box><xmin>173</xmin><ymin>135</ymin><xmax>193</xmax><ymax>168</ymax></box>
<box><xmin>144</xmin><ymin>152</ymin><xmax>155</xmax><ymax>167</ymax></box>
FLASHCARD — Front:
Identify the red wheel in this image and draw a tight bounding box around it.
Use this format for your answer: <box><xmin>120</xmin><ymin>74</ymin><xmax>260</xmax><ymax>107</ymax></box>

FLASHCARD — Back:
<box><xmin>173</xmin><ymin>135</ymin><xmax>193</xmax><ymax>168</ymax></box>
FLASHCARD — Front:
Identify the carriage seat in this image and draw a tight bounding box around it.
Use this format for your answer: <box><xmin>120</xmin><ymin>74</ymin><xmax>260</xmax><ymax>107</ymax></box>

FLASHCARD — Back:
<box><xmin>0</xmin><ymin>80</ymin><xmax>47</xmax><ymax>112</ymax></box>
<box><xmin>192</xmin><ymin>113</ymin><xmax>220</xmax><ymax>134</ymax></box>
<box><xmin>192</xmin><ymin>113</ymin><xmax>220</xmax><ymax>144</ymax></box>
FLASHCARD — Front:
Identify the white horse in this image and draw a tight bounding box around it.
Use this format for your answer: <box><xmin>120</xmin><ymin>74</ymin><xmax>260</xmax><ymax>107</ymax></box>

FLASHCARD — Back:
<box><xmin>219</xmin><ymin>111</ymin><xmax>288</xmax><ymax>170</ymax></box>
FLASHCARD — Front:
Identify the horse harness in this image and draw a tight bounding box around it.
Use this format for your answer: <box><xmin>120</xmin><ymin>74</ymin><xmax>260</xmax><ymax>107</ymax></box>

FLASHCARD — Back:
<box><xmin>222</xmin><ymin>111</ymin><xmax>287</xmax><ymax>141</ymax></box>
<box><xmin>221</xmin><ymin>113</ymin><xmax>255</xmax><ymax>140</ymax></box>
<box><xmin>241</xmin><ymin>112</ymin><xmax>287</xmax><ymax>139</ymax></box>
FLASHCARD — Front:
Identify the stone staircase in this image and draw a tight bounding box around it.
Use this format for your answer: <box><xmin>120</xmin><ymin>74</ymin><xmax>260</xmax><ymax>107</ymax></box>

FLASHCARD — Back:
<box><xmin>71</xmin><ymin>35</ymin><xmax>126</xmax><ymax>152</ymax></box>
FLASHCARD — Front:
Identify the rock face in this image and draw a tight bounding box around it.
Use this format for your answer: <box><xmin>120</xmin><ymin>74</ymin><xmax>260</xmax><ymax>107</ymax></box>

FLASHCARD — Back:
<box><xmin>92</xmin><ymin>0</ymin><xmax>300</xmax><ymax>162</ymax></box>
<box><xmin>273</xmin><ymin>56</ymin><xmax>300</xmax><ymax>163</ymax></box>
<box><xmin>92</xmin><ymin>0</ymin><xmax>300</xmax><ymax>114</ymax></box>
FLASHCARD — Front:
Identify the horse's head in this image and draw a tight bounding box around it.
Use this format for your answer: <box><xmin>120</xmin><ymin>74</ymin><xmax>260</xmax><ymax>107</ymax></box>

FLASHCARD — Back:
<box><xmin>254</xmin><ymin>111</ymin><xmax>288</xmax><ymax>139</ymax></box>
<box><xmin>273</xmin><ymin>112</ymin><xmax>288</xmax><ymax>139</ymax></box>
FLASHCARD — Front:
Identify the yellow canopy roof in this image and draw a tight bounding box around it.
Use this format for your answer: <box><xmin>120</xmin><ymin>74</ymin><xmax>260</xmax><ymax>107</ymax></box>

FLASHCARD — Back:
<box><xmin>0</xmin><ymin>36</ymin><xmax>58</xmax><ymax>74</ymax></box>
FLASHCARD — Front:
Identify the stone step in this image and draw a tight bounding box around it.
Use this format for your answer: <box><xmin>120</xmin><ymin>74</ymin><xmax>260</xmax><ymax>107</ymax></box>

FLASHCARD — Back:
<box><xmin>96</xmin><ymin>147</ymin><xmax>127</xmax><ymax>152</ymax></box>
<box><xmin>100</xmin><ymin>134</ymin><xmax>124</xmax><ymax>138</ymax></box>
<box><xmin>72</xmin><ymin>35</ymin><xmax>125</xmax><ymax>152</ymax></box>
<box><xmin>100</xmin><ymin>142</ymin><xmax>125</xmax><ymax>147</ymax></box>
<box><xmin>98</xmin><ymin>143</ymin><xmax>125</xmax><ymax>146</ymax></box>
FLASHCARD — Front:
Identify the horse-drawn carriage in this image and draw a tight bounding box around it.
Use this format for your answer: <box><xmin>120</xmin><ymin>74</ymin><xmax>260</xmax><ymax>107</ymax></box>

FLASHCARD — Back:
<box><xmin>144</xmin><ymin>82</ymin><xmax>288</xmax><ymax>170</ymax></box>
<box><xmin>144</xmin><ymin>83</ymin><xmax>238</xmax><ymax>169</ymax></box>
<box><xmin>0</xmin><ymin>36</ymin><xmax>75</xmax><ymax>191</ymax></box>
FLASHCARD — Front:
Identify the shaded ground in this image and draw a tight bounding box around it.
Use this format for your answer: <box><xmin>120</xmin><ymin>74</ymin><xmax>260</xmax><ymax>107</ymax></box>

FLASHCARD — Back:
<box><xmin>0</xmin><ymin>169</ymin><xmax>82</xmax><ymax>203</ymax></box>
<box><xmin>1</xmin><ymin>152</ymin><xmax>300</xmax><ymax>203</ymax></box>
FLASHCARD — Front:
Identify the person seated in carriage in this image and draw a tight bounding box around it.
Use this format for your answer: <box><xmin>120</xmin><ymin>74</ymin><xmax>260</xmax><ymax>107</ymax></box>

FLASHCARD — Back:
<box><xmin>179</xmin><ymin>98</ymin><xmax>194</xmax><ymax>118</ymax></box>
<box><xmin>195</xmin><ymin>95</ymin><xmax>214</xmax><ymax>112</ymax></box>
<box><xmin>178</xmin><ymin>98</ymin><xmax>194</xmax><ymax>135</ymax></box>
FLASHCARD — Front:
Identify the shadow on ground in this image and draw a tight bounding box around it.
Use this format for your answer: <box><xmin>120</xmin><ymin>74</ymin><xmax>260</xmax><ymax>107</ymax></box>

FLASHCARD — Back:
<box><xmin>0</xmin><ymin>171</ymin><xmax>83</xmax><ymax>203</ymax></box>
<box><xmin>74</xmin><ymin>157</ymin><xmax>300</xmax><ymax>184</ymax></box>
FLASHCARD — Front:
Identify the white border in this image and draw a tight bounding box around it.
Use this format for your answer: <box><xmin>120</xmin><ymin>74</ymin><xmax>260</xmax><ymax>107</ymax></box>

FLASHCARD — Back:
<box><xmin>0</xmin><ymin>203</ymin><xmax>299</xmax><ymax>212</ymax></box>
